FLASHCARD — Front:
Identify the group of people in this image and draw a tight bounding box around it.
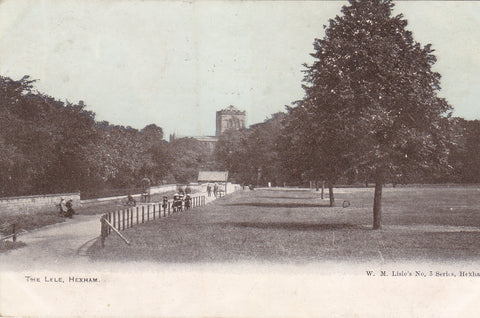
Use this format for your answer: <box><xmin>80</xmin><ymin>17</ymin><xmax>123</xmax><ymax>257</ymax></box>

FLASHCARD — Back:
<box><xmin>206</xmin><ymin>183</ymin><xmax>220</xmax><ymax>197</ymax></box>
<box><xmin>172</xmin><ymin>193</ymin><xmax>191</xmax><ymax>212</ymax></box>
<box><xmin>57</xmin><ymin>198</ymin><xmax>75</xmax><ymax>218</ymax></box>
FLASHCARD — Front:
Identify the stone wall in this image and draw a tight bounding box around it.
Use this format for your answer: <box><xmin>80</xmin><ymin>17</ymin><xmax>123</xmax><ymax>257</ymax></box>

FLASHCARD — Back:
<box><xmin>0</xmin><ymin>192</ymin><xmax>80</xmax><ymax>215</ymax></box>
<box><xmin>226</xmin><ymin>183</ymin><xmax>242</xmax><ymax>194</ymax></box>
<box><xmin>80</xmin><ymin>184</ymin><xmax>208</xmax><ymax>207</ymax></box>
<box><xmin>149</xmin><ymin>184</ymin><xmax>177</xmax><ymax>195</ymax></box>
<box><xmin>0</xmin><ymin>183</ymin><xmax>238</xmax><ymax>216</ymax></box>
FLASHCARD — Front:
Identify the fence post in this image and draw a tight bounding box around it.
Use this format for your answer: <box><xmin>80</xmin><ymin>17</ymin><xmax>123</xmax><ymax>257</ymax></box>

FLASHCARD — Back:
<box><xmin>147</xmin><ymin>205</ymin><xmax>150</xmax><ymax>221</ymax></box>
<box><xmin>113</xmin><ymin>211</ymin><xmax>116</xmax><ymax>231</ymax></box>
<box><xmin>100</xmin><ymin>217</ymin><xmax>106</xmax><ymax>248</ymax></box>
<box><xmin>130</xmin><ymin>208</ymin><xmax>133</xmax><ymax>228</ymax></box>
<box><xmin>168</xmin><ymin>202</ymin><xmax>171</xmax><ymax>215</ymax></box>
<box><xmin>108</xmin><ymin>212</ymin><xmax>111</xmax><ymax>234</ymax></box>
<box><xmin>153</xmin><ymin>205</ymin><xmax>156</xmax><ymax>220</ymax></box>
<box><xmin>122</xmin><ymin>209</ymin><xmax>125</xmax><ymax>230</ymax></box>
<box><xmin>142</xmin><ymin>206</ymin><xmax>145</xmax><ymax>223</ymax></box>
<box><xmin>12</xmin><ymin>223</ymin><xmax>16</xmax><ymax>242</ymax></box>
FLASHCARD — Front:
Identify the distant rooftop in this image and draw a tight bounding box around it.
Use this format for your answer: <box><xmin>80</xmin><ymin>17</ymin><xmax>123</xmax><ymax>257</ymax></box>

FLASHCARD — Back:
<box><xmin>217</xmin><ymin>105</ymin><xmax>246</xmax><ymax>115</ymax></box>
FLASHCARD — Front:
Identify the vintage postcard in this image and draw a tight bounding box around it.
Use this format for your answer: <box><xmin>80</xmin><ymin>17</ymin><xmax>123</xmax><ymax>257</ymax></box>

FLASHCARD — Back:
<box><xmin>1</xmin><ymin>0</ymin><xmax>479</xmax><ymax>317</ymax></box>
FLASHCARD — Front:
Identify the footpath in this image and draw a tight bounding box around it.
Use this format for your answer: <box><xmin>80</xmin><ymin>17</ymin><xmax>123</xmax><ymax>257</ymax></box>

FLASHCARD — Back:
<box><xmin>0</xmin><ymin>215</ymin><xmax>100</xmax><ymax>271</ymax></box>
<box><xmin>0</xmin><ymin>192</ymin><xmax>218</xmax><ymax>271</ymax></box>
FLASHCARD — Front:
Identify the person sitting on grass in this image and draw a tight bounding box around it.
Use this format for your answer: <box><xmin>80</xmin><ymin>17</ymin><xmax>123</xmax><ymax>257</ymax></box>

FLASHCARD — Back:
<box><xmin>57</xmin><ymin>198</ymin><xmax>67</xmax><ymax>216</ymax></box>
<box><xmin>127</xmin><ymin>194</ymin><xmax>136</xmax><ymax>206</ymax></box>
<box><xmin>65</xmin><ymin>199</ymin><xmax>75</xmax><ymax>218</ymax></box>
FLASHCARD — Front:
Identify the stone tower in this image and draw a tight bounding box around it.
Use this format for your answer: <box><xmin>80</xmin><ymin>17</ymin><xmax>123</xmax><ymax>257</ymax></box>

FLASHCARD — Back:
<box><xmin>215</xmin><ymin>105</ymin><xmax>246</xmax><ymax>137</ymax></box>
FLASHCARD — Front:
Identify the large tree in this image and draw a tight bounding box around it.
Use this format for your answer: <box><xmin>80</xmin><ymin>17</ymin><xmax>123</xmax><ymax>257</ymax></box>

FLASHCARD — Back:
<box><xmin>295</xmin><ymin>0</ymin><xmax>452</xmax><ymax>228</ymax></box>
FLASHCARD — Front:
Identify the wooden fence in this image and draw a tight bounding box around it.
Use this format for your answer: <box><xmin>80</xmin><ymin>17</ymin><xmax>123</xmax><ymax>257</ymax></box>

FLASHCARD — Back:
<box><xmin>0</xmin><ymin>223</ymin><xmax>18</xmax><ymax>243</ymax></box>
<box><xmin>100</xmin><ymin>195</ymin><xmax>206</xmax><ymax>247</ymax></box>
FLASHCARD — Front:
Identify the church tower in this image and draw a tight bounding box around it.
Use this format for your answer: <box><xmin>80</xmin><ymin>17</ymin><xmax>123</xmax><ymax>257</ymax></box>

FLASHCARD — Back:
<box><xmin>215</xmin><ymin>105</ymin><xmax>246</xmax><ymax>137</ymax></box>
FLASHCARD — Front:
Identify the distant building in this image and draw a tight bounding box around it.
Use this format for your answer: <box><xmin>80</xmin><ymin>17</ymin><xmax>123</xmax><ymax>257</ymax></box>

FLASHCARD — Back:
<box><xmin>169</xmin><ymin>105</ymin><xmax>246</xmax><ymax>151</ymax></box>
<box><xmin>216</xmin><ymin>105</ymin><xmax>246</xmax><ymax>137</ymax></box>
<box><xmin>189</xmin><ymin>136</ymin><xmax>217</xmax><ymax>152</ymax></box>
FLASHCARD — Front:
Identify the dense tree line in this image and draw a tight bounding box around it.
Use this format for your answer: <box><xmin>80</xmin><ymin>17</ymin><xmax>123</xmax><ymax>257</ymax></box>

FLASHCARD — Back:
<box><xmin>215</xmin><ymin>0</ymin><xmax>480</xmax><ymax>229</ymax></box>
<box><xmin>215</xmin><ymin>112</ymin><xmax>286</xmax><ymax>187</ymax></box>
<box><xmin>215</xmin><ymin>111</ymin><xmax>479</xmax><ymax>189</ymax></box>
<box><xmin>0</xmin><ymin>75</ymin><xmax>211</xmax><ymax>198</ymax></box>
<box><xmin>448</xmin><ymin>118</ymin><xmax>480</xmax><ymax>183</ymax></box>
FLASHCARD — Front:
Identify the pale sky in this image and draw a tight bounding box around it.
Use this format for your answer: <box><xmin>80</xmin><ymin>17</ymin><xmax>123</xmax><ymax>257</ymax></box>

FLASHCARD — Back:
<box><xmin>1</xmin><ymin>0</ymin><xmax>479</xmax><ymax>138</ymax></box>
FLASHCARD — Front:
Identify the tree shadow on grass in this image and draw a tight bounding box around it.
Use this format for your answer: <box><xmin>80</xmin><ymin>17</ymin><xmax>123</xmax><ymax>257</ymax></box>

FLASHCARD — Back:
<box><xmin>257</xmin><ymin>196</ymin><xmax>321</xmax><ymax>200</ymax></box>
<box><xmin>224</xmin><ymin>202</ymin><xmax>331</xmax><ymax>208</ymax></box>
<box><xmin>215</xmin><ymin>221</ymin><xmax>365</xmax><ymax>231</ymax></box>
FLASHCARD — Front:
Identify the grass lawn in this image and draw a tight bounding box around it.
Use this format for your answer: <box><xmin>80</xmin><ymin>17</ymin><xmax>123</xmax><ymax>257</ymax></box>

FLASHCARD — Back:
<box><xmin>0</xmin><ymin>240</ymin><xmax>26</xmax><ymax>252</ymax></box>
<box><xmin>87</xmin><ymin>186</ymin><xmax>480</xmax><ymax>263</ymax></box>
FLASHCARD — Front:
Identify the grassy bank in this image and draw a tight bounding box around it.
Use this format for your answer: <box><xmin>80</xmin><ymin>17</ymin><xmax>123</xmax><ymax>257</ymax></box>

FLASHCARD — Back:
<box><xmin>87</xmin><ymin>186</ymin><xmax>480</xmax><ymax>263</ymax></box>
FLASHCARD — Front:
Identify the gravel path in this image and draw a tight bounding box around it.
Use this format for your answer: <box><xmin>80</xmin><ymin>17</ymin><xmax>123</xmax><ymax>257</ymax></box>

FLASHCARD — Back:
<box><xmin>0</xmin><ymin>214</ymin><xmax>101</xmax><ymax>271</ymax></box>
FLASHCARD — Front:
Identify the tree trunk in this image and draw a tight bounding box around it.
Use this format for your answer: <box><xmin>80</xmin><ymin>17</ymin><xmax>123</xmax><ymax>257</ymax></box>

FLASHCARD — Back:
<box><xmin>321</xmin><ymin>180</ymin><xmax>325</xmax><ymax>200</ymax></box>
<box><xmin>373</xmin><ymin>171</ymin><xmax>384</xmax><ymax>229</ymax></box>
<box><xmin>328</xmin><ymin>183</ymin><xmax>335</xmax><ymax>207</ymax></box>
<box><xmin>256</xmin><ymin>168</ymin><xmax>261</xmax><ymax>188</ymax></box>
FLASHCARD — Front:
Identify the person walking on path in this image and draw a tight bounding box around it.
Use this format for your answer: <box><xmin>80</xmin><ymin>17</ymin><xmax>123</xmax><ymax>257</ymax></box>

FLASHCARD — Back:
<box><xmin>207</xmin><ymin>184</ymin><xmax>212</xmax><ymax>197</ymax></box>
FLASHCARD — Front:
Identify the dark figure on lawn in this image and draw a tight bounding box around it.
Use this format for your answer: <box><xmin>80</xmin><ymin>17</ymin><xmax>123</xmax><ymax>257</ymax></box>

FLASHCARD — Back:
<box><xmin>213</xmin><ymin>183</ymin><xmax>218</xmax><ymax>197</ymax></box>
<box><xmin>173</xmin><ymin>193</ymin><xmax>183</xmax><ymax>212</ymax></box>
<box><xmin>65</xmin><ymin>199</ymin><xmax>75</xmax><ymax>218</ymax></box>
<box><xmin>184</xmin><ymin>194</ymin><xmax>191</xmax><ymax>210</ymax></box>
<box><xmin>162</xmin><ymin>196</ymin><xmax>168</xmax><ymax>212</ymax></box>
<box><xmin>127</xmin><ymin>194</ymin><xmax>136</xmax><ymax>206</ymax></box>
<box><xmin>207</xmin><ymin>184</ymin><xmax>212</xmax><ymax>197</ymax></box>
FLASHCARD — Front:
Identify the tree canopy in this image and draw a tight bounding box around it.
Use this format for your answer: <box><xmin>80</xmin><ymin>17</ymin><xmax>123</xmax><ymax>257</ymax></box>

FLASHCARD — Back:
<box><xmin>215</xmin><ymin>113</ymin><xmax>286</xmax><ymax>186</ymax></box>
<box><xmin>287</xmin><ymin>0</ymin><xmax>452</xmax><ymax>228</ymax></box>
<box><xmin>1</xmin><ymin>76</ymin><xmax>183</xmax><ymax>197</ymax></box>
